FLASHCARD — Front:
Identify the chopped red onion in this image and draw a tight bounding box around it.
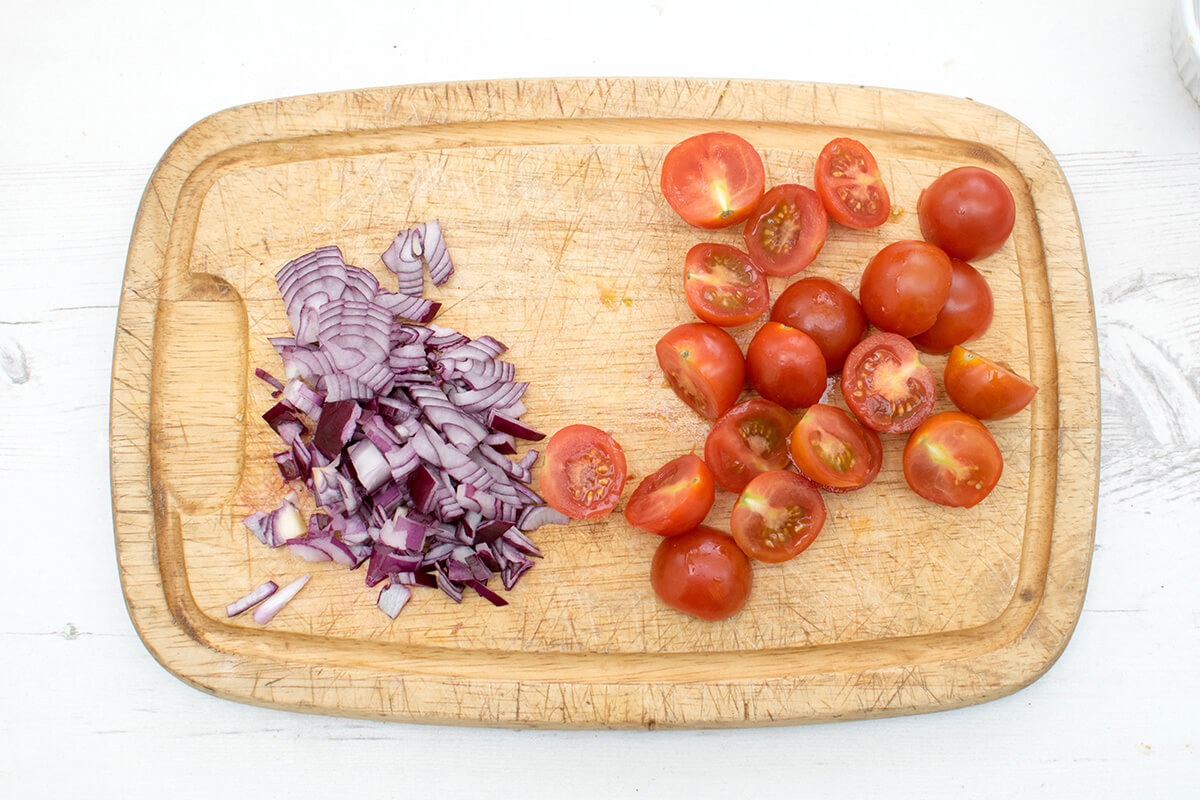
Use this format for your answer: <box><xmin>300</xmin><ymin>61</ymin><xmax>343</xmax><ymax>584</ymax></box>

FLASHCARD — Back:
<box><xmin>253</xmin><ymin>574</ymin><xmax>311</xmax><ymax>625</ymax></box>
<box><xmin>226</xmin><ymin>580</ymin><xmax>279</xmax><ymax>617</ymax></box>
<box><xmin>377</xmin><ymin>582</ymin><xmax>412</xmax><ymax>619</ymax></box>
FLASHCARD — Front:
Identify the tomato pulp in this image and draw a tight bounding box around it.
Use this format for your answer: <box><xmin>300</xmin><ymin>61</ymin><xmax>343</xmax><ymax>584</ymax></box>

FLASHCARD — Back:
<box><xmin>814</xmin><ymin>137</ymin><xmax>891</xmax><ymax>229</ymax></box>
<box><xmin>660</xmin><ymin>132</ymin><xmax>765</xmax><ymax>229</ymax></box>
<box><xmin>742</xmin><ymin>184</ymin><xmax>828</xmax><ymax>277</ymax></box>
<box><xmin>704</xmin><ymin>398</ymin><xmax>796</xmax><ymax>493</ymax></box>
<box><xmin>902</xmin><ymin>412</ymin><xmax>1003</xmax><ymax>508</ymax></box>
<box><xmin>788</xmin><ymin>403</ymin><xmax>882</xmax><ymax>493</ymax></box>
<box><xmin>540</xmin><ymin>425</ymin><xmax>628</xmax><ymax>519</ymax></box>
<box><xmin>683</xmin><ymin>243</ymin><xmax>769</xmax><ymax>327</ymax></box>
<box><xmin>624</xmin><ymin>453</ymin><xmax>716</xmax><ymax>537</ymax></box>
<box><xmin>841</xmin><ymin>333</ymin><xmax>936</xmax><ymax>433</ymax></box>
<box><xmin>730</xmin><ymin>471</ymin><xmax>827</xmax><ymax>563</ymax></box>
<box><xmin>656</xmin><ymin>323</ymin><xmax>746</xmax><ymax>420</ymax></box>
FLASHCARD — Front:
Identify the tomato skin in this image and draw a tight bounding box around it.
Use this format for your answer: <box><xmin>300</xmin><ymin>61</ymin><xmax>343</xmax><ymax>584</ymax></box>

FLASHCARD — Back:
<box><xmin>814</xmin><ymin>138</ymin><xmax>891</xmax><ymax>229</ymax></box>
<box><xmin>742</xmin><ymin>184</ymin><xmax>828</xmax><ymax>277</ymax></box>
<box><xmin>730</xmin><ymin>471</ymin><xmax>827</xmax><ymax>564</ymax></box>
<box><xmin>540</xmin><ymin>425</ymin><xmax>628</xmax><ymax>519</ymax></box>
<box><xmin>650</xmin><ymin>526</ymin><xmax>753</xmax><ymax>621</ymax></box>
<box><xmin>656</xmin><ymin>323</ymin><xmax>746</xmax><ymax>421</ymax></box>
<box><xmin>902</xmin><ymin>412</ymin><xmax>1003</xmax><ymax>508</ymax></box>
<box><xmin>788</xmin><ymin>404</ymin><xmax>882</xmax><ymax>492</ymax></box>
<box><xmin>944</xmin><ymin>346</ymin><xmax>1038</xmax><ymax>420</ymax></box>
<box><xmin>841</xmin><ymin>332</ymin><xmax>936</xmax><ymax>434</ymax></box>
<box><xmin>661</xmin><ymin>132</ymin><xmax>766</xmax><ymax>229</ymax></box>
<box><xmin>704</xmin><ymin>398</ymin><xmax>796</xmax><ymax>493</ymax></box>
<box><xmin>859</xmin><ymin>240</ymin><xmax>954</xmax><ymax>337</ymax></box>
<box><xmin>683</xmin><ymin>243</ymin><xmax>770</xmax><ymax>327</ymax></box>
<box><xmin>918</xmin><ymin>166</ymin><xmax>1016</xmax><ymax>261</ymax></box>
<box><xmin>745</xmin><ymin>322</ymin><xmax>827</xmax><ymax>410</ymax></box>
<box><xmin>910</xmin><ymin>259</ymin><xmax>994</xmax><ymax>354</ymax></box>
<box><xmin>769</xmin><ymin>277</ymin><xmax>867</xmax><ymax>372</ymax></box>
<box><xmin>624</xmin><ymin>454</ymin><xmax>716</xmax><ymax>537</ymax></box>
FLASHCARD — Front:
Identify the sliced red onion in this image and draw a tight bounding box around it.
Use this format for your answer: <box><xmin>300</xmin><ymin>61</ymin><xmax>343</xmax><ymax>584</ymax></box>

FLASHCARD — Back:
<box><xmin>435</xmin><ymin>566</ymin><xmax>464</xmax><ymax>603</ymax></box>
<box><xmin>285</xmin><ymin>539</ymin><xmax>333</xmax><ymax>562</ymax></box>
<box><xmin>319</xmin><ymin>373</ymin><xmax>375</xmax><ymax>402</ymax></box>
<box><xmin>381</xmin><ymin>226</ymin><xmax>426</xmax><ymax>296</ymax></box>
<box><xmin>517</xmin><ymin>504</ymin><xmax>571</xmax><ymax>532</ymax></box>
<box><xmin>226</xmin><ymin>580</ymin><xmax>279</xmax><ymax>617</ymax></box>
<box><xmin>253</xmin><ymin>574</ymin><xmax>311</xmax><ymax>625</ymax></box>
<box><xmin>374</xmin><ymin>292</ymin><xmax>440</xmax><ymax>324</ymax></box>
<box><xmin>282</xmin><ymin>378</ymin><xmax>323</xmax><ymax>420</ymax></box>
<box><xmin>448</xmin><ymin>381</ymin><xmax>527</xmax><ymax>415</ymax></box>
<box><xmin>377</xmin><ymin>582</ymin><xmax>412</xmax><ymax>619</ymax></box>
<box><xmin>487</xmin><ymin>409</ymin><xmax>545</xmax><ymax>441</ymax></box>
<box><xmin>467</xmin><ymin>579</ymin><xmax>509</xmax><ymax>607</ymax></box>
<box><xmin>255</xmin><ymin>368</ymin><xmax>285</xmax><ymax>393</ymax></box>
<box><xmin>501</xmin><ymin>526</ymin><xmax>544</xmax><ymax>558</ymax></box>
<box><xmin>347</xmin><ymin>439</ymin><xmax>390</xmax><ymax>493</ymax></box>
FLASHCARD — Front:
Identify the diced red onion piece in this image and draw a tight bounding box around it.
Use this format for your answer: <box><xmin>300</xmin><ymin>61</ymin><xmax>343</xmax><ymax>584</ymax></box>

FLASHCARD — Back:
<box><xmin>285</xmin><ymin>539</ymin><xmax>334</xmax><ymax>562</ymax></box>
<box><xmin>487</xmin><ymin>409</ymin><xmax>545</xmax><ymax>441</ymax></box>
<box><xmin>253</xmin><ymin>574</ymin><xmax>311</xmax><ymax>625</ymax></box>
<box><xmin>467</xmin><ymin>579</ymin><xmax>509</xmax><ymax>607</ymax></box>
<box><xmin>377</xmin><ymin>582</ymin><xmax>412</xmax><ymax>619</ymax></box>
<box><xmin>226</xmin><ymin>580</ymin><xmax>279</xmax><ymax>617</ymax></box>
<box><xmin>518</xmin><ymin>504</ymin><xmax>570</xmax><ymax>532</ymax></box>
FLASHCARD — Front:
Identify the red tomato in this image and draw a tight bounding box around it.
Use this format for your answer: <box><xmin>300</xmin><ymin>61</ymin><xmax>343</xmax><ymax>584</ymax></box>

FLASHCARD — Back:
<box><xmin>910</xmin><ymin>259</ymin><xmax>994</xmax><ymax>354</ymax></box>
<box><xmin>814</xmin><ymin>138</ymin><xmax>891</xmax><ymax>229</ymax></box>
<box><xmin>624</xmin><ymin>454</ymin><xmax>716</xmax><ymax>537</ymax></box>
<box><xmin>745</xmin><ymin>322</ymin><xmax>827</xmax><ymax>410</ymax></box>
<box><xmin>859</xmin><ymin>240</ymin><xmax>954</xmax><ymax>337</ymax></box>
<box><xmin>788</xmin><ymin>403</ymin><xmax>882</xmax><ymax>492</ymax></box>
<box><xmin>660</xmin><ymin>132</ymin><xmax>766</xmax><ymax>229</ymax></box>
<box><xmin>540</xmin><ymin>425</ymin><xmax>628</xmax><ymax>519</ymax></box>
<box><xmin>944</xmin><ymin>346</ymin><xmax>1038</xmax><ymax>420</ymax></box>
<box><xmin>770</xmin><ymin>276</ymin><xmax>867</xmax><ymax>372</ymax></box>
<box><xmin>742</xmin><ymin>184</ymin><xmax>828</xmax><ymax>277</ymax></box>
<box><xmin>650</xmin><ymin>526</ymin><xmax>753</xmax><ymax>621</ymax></box>
<box><xmin>730</xmin><ymin>471</ymin><xmax>827</xmax><ymax>563</ymax></box>
<box><xmin>842</xmin><ymin>333</ymin><xmax>936</xmax><ymax>433</ymax></box>
<box><xmin>683</xmin><ymin>243</ymin><xmax>769</xmax><ymax>327</ymax></box>
<box><xmin>918</xmin><ymin>166</ymin><xmax>1016</xmax><ymax>261</ymax></box>
<box><xmin>704</xmin><ymin>398</ymin><xmax>795</xmax><ymax>493</ymax></box>
<box><xmin>656</xmin><ymin>323</ymin><xmax>746</xmax><ymax>420</ymax></box>
<box><xmin>902</xmin><ymin>411</ymin><xmax>1003</xmax><ymax>508</ymax></box>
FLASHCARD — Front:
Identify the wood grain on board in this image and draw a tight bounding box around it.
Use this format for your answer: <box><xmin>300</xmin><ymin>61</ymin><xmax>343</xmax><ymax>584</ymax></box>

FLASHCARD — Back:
<box><xmin>110</xmin><ymin>78</ymin><xmax>1098</xmax><ymax>727</ymax></box>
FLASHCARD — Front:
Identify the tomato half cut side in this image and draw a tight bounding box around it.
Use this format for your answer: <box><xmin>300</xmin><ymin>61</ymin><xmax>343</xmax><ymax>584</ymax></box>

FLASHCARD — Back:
<box><xmin>745</xmin><ymin>322</ymin><xmax>827</xmax><ymax>410</ymax></box>
<box><xmin>918</xmin><ymin>166</ymin><xmax>1016</xmax><ymax>261</ymax></box>
<box><xmin>902</xmin><ymin>411</ymin><xmax>1003</xmax><ymax>508</ymax></box>
<box><xmin>656</xmin><ymin>323</ymin><xmax>746</xmax><ymax>421</ymax></box>
<box><xmin>910</xmin><ymin>259</ymin><xmax>994</xmax><ymax>354</ymax></box>
<box><xmin>730</xmin><ymin>471</ymin><xmax>827</xmax><ymax>564</ymax></box>
<box><xmin>858</xmin><ymin>240</ymin><xmax>954</xmax><ymax>337</ymax></box>
<box><xmin>660</xmin><ymin>132</ymin><xmax>766</xmax><ymax>229</ymax></box>
<box><xmin>788</xmin><ymin>403</ymin><xmax>882</xmax><ymax>493</ymax></box>
<box><xmin>770</xmin><ymin>276</ymin><xmax>867</xmax><ymax>372</ymax></box>
<box><xmin>540</xmin><ymin>425</ymin><xmax>628</xmax><ymax>519</ymax></box>
<box><xmin>650</xmin><ymin>526</ymin><xmax>753</xmax><ymax>621</ymax></box>
<box><xmin>814</xmin><ymin>138</ymin><xmax>891</xmax><ymax>229</ymax></box>
<box><xmin>624</xmin><ymin>454</ymin><xmax>716</xmax><ymax>537</ymax></box>
<box><xmin>842</xmin><ymin>332</ymin><xmax>936</xmax><ymax>433</ymax></box>
<box><xmin>742</xmin><ymin>184</ymin><xmax>828</xmax><ymax>277</ymax></box>
<box><xmin>944</xmin><ymin>346</ymin><xmax>1038</xmax><ymax>420</ymax></box>
<box><xmin>683</xmin><ymin>243</ymin><xmax>770</xmax><ymax>327</ymax></box>
<box><xmin>704</xmin><ymin>398</ymin><xmax>796</xmax><ymax>493</ymax></box>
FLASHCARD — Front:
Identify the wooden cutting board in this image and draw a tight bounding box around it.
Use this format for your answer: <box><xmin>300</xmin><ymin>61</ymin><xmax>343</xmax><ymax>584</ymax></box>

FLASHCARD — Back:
<box><xmin>111</xmin><ymin>77</ymin><xmax>1099</xmax><ymax>728</ymax></box>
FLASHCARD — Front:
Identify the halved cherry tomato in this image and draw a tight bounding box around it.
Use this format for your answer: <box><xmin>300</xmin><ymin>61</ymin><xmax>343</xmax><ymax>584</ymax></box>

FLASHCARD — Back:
<box><xmin>788</xmin><ymin>403</ymin><xmax>882</xmax><ymax>492</ymax></box>
<box><xmin>918</xmin><ymin>166</ymin><xmax>1016</xmax><ymax>261</ymax></box>
<box><xmin>902</xmin><ymin>411</ymin><xmax>1003</xmax><ymax>508</ymax></box>
<box><xmin>704</xmin><ymin>398</ymin><xmax>795</xmax><ymax>493</ymax></box>
<box><xmin>859</xmin><ymin>240</ymin><xmax>954</xmax><ymax>337</ymax></box>
<box><xmin>842</xmin><ymin>333</ymin><xmax>936</xmax><ymax>433</ymax></box>
<box><xmin>770</xmin><ymin>276</ymin><xmax>867</xmax><ymax>372</ymax></box>
<box><xmin>683</xmin><ymin>243</ymin><xmax>769</xmax><ymax>327</ymax></box>
<box><xmin>656</xmin><ymin>323</ymin><xmax>746</xmax><ymax>421</ymax></box>
<box><xmin>910</xmin><ymin>259</ymin><xmax>994</xmax><ymax>354</ymax></box>
<box><xmin>660</xmin><ymin>132</ymin><xmax>766</xmax><ymax>229</ymax></box>
<box><xmin>730</xmin><ymin>471</ymin><xmax>827</xmax><ymax>563</ymax></box>
<box><xmin>745</xmin><ymin>322</ymin><xmax>827</xmax><ymax>410</ymax></box>
<box><xmin>814</xmin><ymin>138</ymin><xmax>891</xmax><ymax>229</ymax></box>
<box><xmin>650</xmin><ymin>526</ymin><xmax>753</xmax><ymax>621</ymax></box>
<box><xmin>944</xmin><ymin>346</ymin><xmax>1038</xmax><ymax>420</ymax></box>
<box><xmin>624</xmin><ymin>454</ymin><xmax>716</xmax><ymax>537</ymax></box>
<box><xmin>540</xmin><ymin>425</ymin><xmax>628</xmax><ymax>519</ymax></box>
<box><xmin>742</xmin><ymin>184</ymin><xmax>828</xmax><ymax>276</ymax></box>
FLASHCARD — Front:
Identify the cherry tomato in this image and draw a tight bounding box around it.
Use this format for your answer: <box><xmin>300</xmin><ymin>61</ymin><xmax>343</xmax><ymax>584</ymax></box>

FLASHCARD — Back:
<box><xmin>704</xmin><ymin>398</ymin><xmax>795</xmax><ymax>493</ymax></box>
<box><xmin>788</xmin><ymin>403</ymin><xmax>882</xmax><ymax>492</ymax></box>
<box><xmin>944</xmin><ymin>346</ymin><xmax>1038</xmax><ymax>420</ymax></box>
<box><xmin>910</xmin><ymin>259</ymin><xmax>994</xmax><ymax>354</ymax></box>
<box><xmin>842</xmin><ymin>333</ymin><xmax>936</xmax><ymax>433</ymax></box>
<box><xmin>745</xmin><ymin>322</ymin><xmax>827</xmax><ymax>410</ymax></box>
<box><xmin>624</xmin><ymin>454</ymin><xmax>716</xmax><ymax>537</ymax></box>
<box><xmin>540</xmin><ymin>425</ymin><xmax>628</xmax><ymax>519</ymax></box>
<box><xmin>814</xmin><ymin>138</ymin><xmax>891</xmax><ymax>229</ymax></box>
<box><xmin>902</xmin><ymin>411</ymin><xmax>1003</xmax><ymax>508</ymax></box>
<box><xmin>660</xmin><ymin>132</ymin><xmax>766</xmax><ymax>229</ymax></box>
<box><xmin>730</xmin><ymin>471</ymin><xmax>827</xmax><ymax>563</ymax></box>
<box><xmin>918</xmin><ymin>166</ymin><xmax>1016</xmax><ymax>261</ymax></box>
<box><xmin>650</xmin><ymin>526</ymin><xmax>753</xmax><ymax>621</ymax></box>
<box><xmin>683</xmin><ymin>243</ymin><xmax>770</xmax><ymax>327</ymax></box>
<box><xmin>859</xmin><ymin>240</ymin><xmax>954</xmax><ymax>337</ymax></box>
<box><xmin>656</xmin><ymin>323</ymin><xmax>746</xmax><ymax>421</ymax></box>
<box><xmin>742</xmin><ymin>184</ymin><xmax>828</xmax><ymax>277</ymax></box>
<box><xmin>770</xmin><ymin>276</ymin><xmax>867</xmax><ymax>372</ymax></box>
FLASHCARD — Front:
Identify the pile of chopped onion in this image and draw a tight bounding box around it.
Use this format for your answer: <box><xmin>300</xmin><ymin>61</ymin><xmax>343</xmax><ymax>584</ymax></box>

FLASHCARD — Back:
<box><xmin>242</xmin><ymin>222</ymin><xmax>567</xmax><ymax>619</ymax></box>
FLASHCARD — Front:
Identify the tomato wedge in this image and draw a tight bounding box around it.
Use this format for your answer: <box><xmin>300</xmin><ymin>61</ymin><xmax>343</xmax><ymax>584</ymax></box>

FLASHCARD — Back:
<box><xmin>788</xmin><ymin>403</ymin><xmax>882</xmax><ymax>493</ymax></box>
<box><xmin>540</xmin><ymin>425</ymin><xmax>628</xmax><ymax>519</ymax></box>
<box><xmin>742</xmin><ymin>184</ymin><xmax>828</xmax><ymax>277</ymax></box>
<box><xmin>903</xmin><ymin>412</ymin><xmax>1003</xmax><ymax>508</ymax></box>
<box><xmin>624</xmin><ymin>454</ymin><xmax>716</xmax><ymax>537</ymax></box>
<box><xmin>660</xmin><ymin>132</ymin><xmax>766</xmax><ymax>229</ymax></box>
<box><xmin>650</xmin><ymin>526</ymin><xmax>753</xmax><ymax>621</ymax></box>
<box><xmin>814</xmin><ymin>138</ymin><xmax>891</xmax><ymax>229</ymax></box>
<box><xmin>842</xmin><ymin>333</ymin><xmax>936</xmax><ymax>433</ymax></box>
<box><xmin>745</xmin><ymin>322</ymin><xmax>827</xmax><ymax>410</ymax></box>
<box><xmin>944</xmin><ymin>346</ymin><xmax>1038</xmax><ymax>420</ymax></box>
<box><xmin>656</xmin><ymin>323</ymin><xmax>746</xmax><ymax>421</ymax></box>
<box><xmin>770</xmin><ymin>276</ymin><xmax>867</xmax><ymax>372</ymax></box>
<box><xmin>683</xmin><ymin>243</ymin><xmax>769</xmax><ymax>327</ymax></box>
<box><xmin>730</xmin><ymin>471</ymin><xmax>827</xmax><ymax>563</ymax></box>
<box><xmin>910</xmin><ymin>259</ymin><xmax>994</xmax><ymax>354</ymax></box>
<box><xmin>704</xmin><ymin>398</ymin><xmax>795</xmax><ymax>493</ymax></box>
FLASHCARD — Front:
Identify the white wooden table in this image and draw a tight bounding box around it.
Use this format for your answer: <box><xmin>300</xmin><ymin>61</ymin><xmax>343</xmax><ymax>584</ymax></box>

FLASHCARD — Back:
<box><xmin>3</xmin><ymin>0</ymin><xmax>1197</xmax><ymax>795</ymax></box>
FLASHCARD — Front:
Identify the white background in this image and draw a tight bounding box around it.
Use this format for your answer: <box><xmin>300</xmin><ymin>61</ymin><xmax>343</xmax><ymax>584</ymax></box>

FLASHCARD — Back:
<box><xmin>3</xmin><ymin>0</ymin><xmax>1199</xmax><ymax>796</ymax></box>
